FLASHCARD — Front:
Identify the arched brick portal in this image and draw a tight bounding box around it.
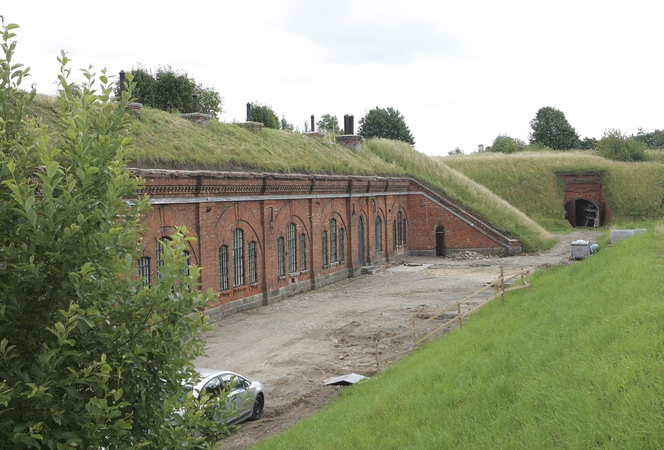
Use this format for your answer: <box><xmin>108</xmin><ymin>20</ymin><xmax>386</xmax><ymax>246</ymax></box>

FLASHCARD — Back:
<box><xmin>132</xmin><ymin>169</ymin><xmax>521</xmax><ymax>318</ymax></box>
<box><xmin>558</xmin><ymin>172</ymin><xmax>612</xmax><ymax>227</ymax></box>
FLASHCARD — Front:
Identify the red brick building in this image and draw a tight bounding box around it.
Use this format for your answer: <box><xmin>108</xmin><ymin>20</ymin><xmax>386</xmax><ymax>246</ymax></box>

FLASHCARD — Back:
<box><xmin>133</xmin><ymin>169</ymin><xmax>520</xmax><ymax>319</ymax></box>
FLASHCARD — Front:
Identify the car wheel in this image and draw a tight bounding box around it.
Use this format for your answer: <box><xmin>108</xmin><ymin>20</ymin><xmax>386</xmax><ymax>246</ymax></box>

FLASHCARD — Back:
<box><xmin>250</xmin><ymin>394</ymin><xmax>264</xmax><ymax>421</ymax></box>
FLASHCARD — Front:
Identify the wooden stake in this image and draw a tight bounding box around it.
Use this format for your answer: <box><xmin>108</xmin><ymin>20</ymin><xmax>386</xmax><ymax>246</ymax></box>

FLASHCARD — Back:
<box><xmin>457</xmin><ymin>303</ymin><xmax>462</xmax><ymax>328</ymax></box>
<box><xmin>500</xmin><ymin>265</ymin><xmax>505</xmax><ymax>304</ymax></box>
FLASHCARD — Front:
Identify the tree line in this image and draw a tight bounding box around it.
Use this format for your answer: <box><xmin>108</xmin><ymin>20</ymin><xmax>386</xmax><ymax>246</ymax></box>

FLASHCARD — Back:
<box><xmin>479</xmin><ymin>106</ymin><xmax>653</xmax><ymax>162</ymax></box>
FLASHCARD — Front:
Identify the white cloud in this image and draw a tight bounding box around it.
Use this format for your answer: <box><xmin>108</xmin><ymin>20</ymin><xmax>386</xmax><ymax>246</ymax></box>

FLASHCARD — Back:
<box><xmin>3</xmin><ymin>0</ymin><xmax>664</xmax><ymax>156</ymax></box>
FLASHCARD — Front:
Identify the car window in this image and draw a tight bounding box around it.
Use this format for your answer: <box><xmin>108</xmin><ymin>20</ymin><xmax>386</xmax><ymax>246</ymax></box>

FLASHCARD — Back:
<box><xmin>221</xmin><ymin>374</ymin><xmax>246</xmax><ymax>391</ymax></box>
<box><xmin>203</xmin><ymin>376</ymin><xmax>223</xmax><ymax>397</ymax></box>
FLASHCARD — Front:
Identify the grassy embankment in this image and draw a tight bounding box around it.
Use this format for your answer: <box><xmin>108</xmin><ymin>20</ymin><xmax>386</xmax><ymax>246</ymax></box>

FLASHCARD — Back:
<box><xmin>256</xmin><ymin>228</ymin><xmax>664</xmax><ymax>449</ymax></box>
<box><xmin>442</xmin><ymin>152</ymin><xmax>664</xmax><ymax>232</ymax></box>
<box><xmin>28</xmin><ymin>96</ymin><xmax>554</xmax><ymax>252</ymax></box>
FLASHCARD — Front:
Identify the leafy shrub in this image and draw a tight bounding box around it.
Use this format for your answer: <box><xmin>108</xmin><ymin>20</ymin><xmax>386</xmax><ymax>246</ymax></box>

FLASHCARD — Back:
<box><xmin>1</xmin><ymin>20</ymin><xmax>227</xmax><ymax>448</ymax></box>
<box><xmin>487</xmin><ymin>134</ymin><xmax>526</xmax><ymax>153</ymax></box>
<box><xmin>117</xmin><ymin>64</ymin><xmax>223</xmax><ymax>118</ymax></box>
<box><xmin>316</xmin><ymin>113</ymin><xmax>341</xmax><ymax>134</ymax></box>
<box><xmin>250</xmin><ymin>102</ymin><xmax>279</xmax><ymax>129</ymax></box>
<box><xmin>596</xmin><ymin>129</ymin><xmax>646</xmax><ymax>162</ymax></box>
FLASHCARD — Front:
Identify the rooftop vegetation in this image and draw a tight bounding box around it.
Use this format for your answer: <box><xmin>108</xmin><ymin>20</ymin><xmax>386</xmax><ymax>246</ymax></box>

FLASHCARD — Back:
<box><xmin>28</xmin><ymin>96</ymin><xmax>554</xmax><ymax>252</ymax></box>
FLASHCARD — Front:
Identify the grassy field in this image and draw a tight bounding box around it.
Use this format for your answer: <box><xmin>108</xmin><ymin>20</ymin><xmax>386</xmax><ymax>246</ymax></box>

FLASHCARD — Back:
<box><xmin>441</xmin><ymin>152</ymin><xmax>664</xmax><ymax>232</ymax></box>
<box><xmin>255</xmin><ymin>227</ymin><xmax>664</xmax><ymax>449</ymax></box>
<box><xmin>27</xmin><ymin>97</ymin><xmax>554</xmax><ymax>252</ymax></box>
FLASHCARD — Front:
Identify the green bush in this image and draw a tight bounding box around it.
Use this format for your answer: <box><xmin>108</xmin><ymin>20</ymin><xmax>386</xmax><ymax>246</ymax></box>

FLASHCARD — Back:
<box><xmin>249</xmin><ymin>102</ymin><xmax>279</xmax><ymax>129</ymax></box>
<box><xmin>0</xmin><ymin>20</ymin><xmax>227</xmax><ymax>448</ymax></box>
<box><xmin>117</xmin><ymin>64</ymin><xmax>223</xmax><ymax>118</ymax></box>
<box><xmin>487</xmin><ymin>134</ymin><xmax>526</xmax><ymax>153</ymax></box>
<box><xmin>596</xmin><ymin>129</ymin><xmax>646</xmax><ymax>162</ymax></box>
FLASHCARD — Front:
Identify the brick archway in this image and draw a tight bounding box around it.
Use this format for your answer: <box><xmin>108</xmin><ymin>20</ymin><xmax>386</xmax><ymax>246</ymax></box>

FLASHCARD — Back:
<box><xmin>565</xmin><ymin>197</ymin><xmax>600</xmax><ymax>227</ymax></box>
<box><xmin>558</xmin><ymin>172</ymin><xmax>612</xmax><ymax>227</ymax></box>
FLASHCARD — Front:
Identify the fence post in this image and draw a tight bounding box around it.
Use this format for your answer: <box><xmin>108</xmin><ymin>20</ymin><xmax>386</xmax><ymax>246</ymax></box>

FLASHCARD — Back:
<box><xmin>500</xmin><ymin>265</ymin><xmax>505</xmax><ymax>304</ymax></box>
<box><xmin>457</xmin><ymin>303</ymin><xmax>462</xmax><ymax>328</ymax></box>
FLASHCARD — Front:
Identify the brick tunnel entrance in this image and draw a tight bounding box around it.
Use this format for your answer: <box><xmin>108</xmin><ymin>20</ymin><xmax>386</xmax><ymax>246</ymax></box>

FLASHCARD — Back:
<box><xmin>559</xmin><ymin>172</ymin><xmax>612</xmax><ymax>228</ymax></box>
<box><xmin>566</xmin><ymin>198</ymin><xmax>600</xmax><ymax>227</ymax></box>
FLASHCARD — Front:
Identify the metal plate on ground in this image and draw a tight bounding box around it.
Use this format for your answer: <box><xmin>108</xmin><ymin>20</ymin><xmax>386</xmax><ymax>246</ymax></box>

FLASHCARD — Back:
<box><xmin>324</xmin><ymin>373</ymin><xmax>368</xmax><ymax>386</ymax></box>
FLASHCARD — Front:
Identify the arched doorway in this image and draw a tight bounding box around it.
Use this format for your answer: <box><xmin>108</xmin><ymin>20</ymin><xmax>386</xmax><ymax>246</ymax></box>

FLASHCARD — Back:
<box><xmin>358</xmin><ymin>216</ymin><xmax>365</xmax><ymax>266</ymax></box>
<box><xmin>435</xmin><ymin>225</ymin><xmax>446</xmax><ymax>256</ymax></box>
<box><xmin>566</xmin><ymin>198</ymin><xmax>600</xmax><ymax>227</ymax></box>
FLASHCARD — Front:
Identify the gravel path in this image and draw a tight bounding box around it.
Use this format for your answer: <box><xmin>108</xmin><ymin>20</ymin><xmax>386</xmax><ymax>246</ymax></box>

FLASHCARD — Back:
<box><xmin>196</xmin><ymin>230</ymin><xmax>602</xmax><ymax>449</ymax></box>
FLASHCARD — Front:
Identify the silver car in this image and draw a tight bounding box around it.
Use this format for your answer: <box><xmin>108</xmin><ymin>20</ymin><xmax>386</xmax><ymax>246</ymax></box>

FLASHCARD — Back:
<box><xmin>185</xmin><ymin>368</ymin><xmax>265</xmax><ymax>425</ymax></box>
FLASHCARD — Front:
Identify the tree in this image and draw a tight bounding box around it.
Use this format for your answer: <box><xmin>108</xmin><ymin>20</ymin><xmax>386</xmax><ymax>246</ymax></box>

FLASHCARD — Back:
<box><xmin>316</xmin><ymin>113</ymin><xmax>341</xmax><ymax>134</ymax></box>
<box><xmin>634</xmin><ymin>127</ymin><xmax>664</xmax><ymax>149</ymax></box>
<box><xmin>529</xmin><ymin>106</ymin><xmax>580</xmax><ymax>150</ymax></box>
<box><xmin>116</xmin><ymin>65</ymin><xmax>223</xmax><ymax>119</ymax></box>
<box><xmin>280</xmin><ymin>113</ymin><xmax>294</xmax><ymax>131</ymax></box>
<box><xmin>596</xmin><ymin>129</ymin><xmax>646</xmax><ymax>161</ymax></box>
<box><xmin>358</xmin><ymin>107</ymin><xmax>415</xmax><ymax>146</ymax></box>
<box><xmin>0</xmin><ymin>20</ymin><xmax>227</xmax><ymax>448</ymax></box>
<box><xmin>249</xmin><ymin>102</ymin><xmax>279</xmax><ymax>129</ymax></box>
<box><xmin>448</xmin><ymin>147</ymin><xmax>463</xmax><ymax>156</ymax></box>
<box><xmin>580</xmin><ymin>136</ymin><xmax>598</xmax><ymax>150</ymax></box>
<box><xmin>487</xmin><ymin>134</ymin><xmax>526</xmax><ymax>153</ymax></box>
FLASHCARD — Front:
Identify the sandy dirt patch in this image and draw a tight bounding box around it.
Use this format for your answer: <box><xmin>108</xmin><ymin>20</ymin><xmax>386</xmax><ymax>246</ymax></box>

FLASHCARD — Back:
<box><xmin>196</xmin><ymin>231</ymin><xmax>602</xmax><ymax>449</ymax></box>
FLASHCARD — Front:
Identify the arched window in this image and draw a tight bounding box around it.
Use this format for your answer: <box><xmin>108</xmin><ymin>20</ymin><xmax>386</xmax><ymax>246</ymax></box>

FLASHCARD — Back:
<box><xmin>288</xmin><ymin>223</ymin><xmax>297</xmax><ymax>273</ymax></box>
<box><xmin>299</xmin><ymin>234</ymin><xmax>307</xmax><ymax>271</ymax></box>
<box><xmin>277</xmin><ymin>237</ymin><xmax>285</xmax><ymax>277</ymax></box>
<box><xmin>397</xmin><ymin>211</ymin><xmax>403</xmax><ymax>245</ymax></box>
<box><xmin>138</xmin><ymin>256</ymin><xmax>151</xmax><ymax>285</ymax></box>
<box><xmin>248</xmin><ymin>241</ymin><xmax>257</xmax><ymax>283</ymax></box>
<box><xmin>322</xmin><ymin>230</ymin><xmax>328</xmax><ymax>266</ymax></box>
<box><xmin>402</xmin><ymin>217</ymin><xmax>407</xmax><ymax>245</ymax></box>
<box><xmin>329</xmin><ymin>219</ymin><xmax>337</xmax><ymax>263</ymax></box>
<box><xmin>339</xmin><ymin>228</ymin><xmax>345</xmax><ymax>262</ymax></box>
<box><xmin>219</xmin><ymin>245</ymin><xmax>229</xmax><ymax>290</ymax></box>
<box><xmin>375</xmin><ymin>216</ymin><xmax>383</xmax><ymax>252</ymax></box>
<box><xmin>232</xmin><ymin>229</ymin><xmax>245</xmax><ymax>287</ymax></box>
<box><xmin>393</xmin><ymin>221</ymin><xmax>397</xmax><ymax>249</ymax></box>
<box><xmin>156</xmin><ymin>236</ymin><xmax>172</xmax><ymax>281</ymax></box>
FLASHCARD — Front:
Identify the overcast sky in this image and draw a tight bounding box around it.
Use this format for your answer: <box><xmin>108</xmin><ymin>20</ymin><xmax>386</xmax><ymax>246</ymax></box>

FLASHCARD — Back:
<box><xmin>3</xmin><ymin>1</ymin><xmax>663</xmax><ymax>156</ymax></box>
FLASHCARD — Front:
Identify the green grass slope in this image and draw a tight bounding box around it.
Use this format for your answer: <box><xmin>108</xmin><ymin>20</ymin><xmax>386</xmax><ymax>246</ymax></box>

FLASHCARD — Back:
<box><xmin>365</xmin><ymin>140</ymin><xmax>554</xmax><ymax>251</ymax></box>
<box><xmin>256</xmin><ymin>230</ymin><xmax>664</xmax><ymax>449</ymax></box>
<box><xmin>27</xmin><ymin>97</ymin><xmax>554</xmax><ymax>252</ymax></box>
<box><xmin>442</xmin><ymin>152</ymin><xmax>664</xmax><ymax>231</ymax></box>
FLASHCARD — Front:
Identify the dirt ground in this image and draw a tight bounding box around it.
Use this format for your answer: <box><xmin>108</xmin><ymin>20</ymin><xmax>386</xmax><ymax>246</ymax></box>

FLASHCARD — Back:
<box><xmin>196</xmin><ymin>230</ymin><xmax>602</xmax><ymax>449</ymax></box>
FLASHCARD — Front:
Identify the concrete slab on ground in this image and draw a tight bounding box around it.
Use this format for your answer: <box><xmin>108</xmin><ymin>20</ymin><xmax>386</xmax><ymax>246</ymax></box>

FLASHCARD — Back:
<box><xmin>387</xmin><ymin>263</ymin><xmax>433</xmax><ymax>273</ymax></box>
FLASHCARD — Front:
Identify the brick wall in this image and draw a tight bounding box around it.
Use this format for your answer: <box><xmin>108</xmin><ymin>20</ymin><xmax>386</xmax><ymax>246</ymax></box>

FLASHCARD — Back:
<box><xmin>558</xmin><ymin>172</ymin><xmax>612</xmax><ymax>226</ymax></box>
<box><xmin>133</xmin><ymin>169</ymin><xmax>520</xmax><ymax>319</ymax></box>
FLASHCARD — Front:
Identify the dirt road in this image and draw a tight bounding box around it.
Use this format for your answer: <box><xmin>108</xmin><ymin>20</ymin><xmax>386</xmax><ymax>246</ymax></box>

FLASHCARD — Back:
<box><xmin>196</xmin><ymin>231</ymin><xmax>601</xmax><ymax>449</ymax></box>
